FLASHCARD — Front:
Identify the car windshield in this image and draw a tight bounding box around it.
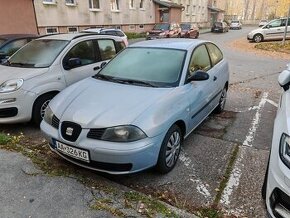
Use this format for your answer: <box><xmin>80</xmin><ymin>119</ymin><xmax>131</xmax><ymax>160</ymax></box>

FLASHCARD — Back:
<box><xmin>231</xmin><ymin>21</ymin><xmax>239</xmax><ymax>23</ymax></box>
<box><xmin>7</xmin><ymin>39</ymin><xmax>69</xmax><ymax>68</ymax></box>
<box><xmin>153</xmin><ymin>24</ymin><xmax>170</xmax><ymax>30</ymax></box>
<box><xmin>180</xmin><ymin>24</ymin><xmax>191</xmax><ymax>30</ymax></box>
<box><xmin>261</xmin><ymin>20</ymin><xmax>267</xmax><ymax>22</ymax></box>
<box><xmin>0</xmin><ymin>38</ymin><xmax>7</xmax><ymax>47</ymax></box>
<box><xmin>96</xmin><ymin>47</ymin><xmax>186</xmax><ymax>88</ymax></box>
<box><xmin>214</xmin><ymin>22</ymin><xmax>222</xmax><ymax>27</ymax></box>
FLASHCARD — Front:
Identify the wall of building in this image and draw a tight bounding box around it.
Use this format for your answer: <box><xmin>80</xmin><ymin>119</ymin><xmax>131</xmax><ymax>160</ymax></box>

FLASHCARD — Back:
<box><xmin>34</xmin><ymin>0</ymin><xmax>156</xmax><ymax>34</ymax></box>
<box><xmin>0</xmin><ymin>0</ymin><xmax>38</xmax><ymax>34</ymax></box>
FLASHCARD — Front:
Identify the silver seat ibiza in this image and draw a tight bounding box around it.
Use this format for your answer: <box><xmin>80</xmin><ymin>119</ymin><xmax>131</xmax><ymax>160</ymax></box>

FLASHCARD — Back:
<box><xmin>41</xmin><ymin>39</ymin><xmax>229</xmax><ymax>174</ymax></box>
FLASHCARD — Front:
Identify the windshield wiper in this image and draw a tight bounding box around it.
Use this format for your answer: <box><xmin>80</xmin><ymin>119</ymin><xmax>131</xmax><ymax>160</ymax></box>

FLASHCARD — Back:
<box><xmin>93</xmin><ymin>74</ymin><xmax>115</xmax><ymax>81</ymax></box>
<box><xmin>115</xmin><ymin>78</ymin><xmax>157</xmax><ymax>87</ymax></box>
<box><xmin>9</xmin><ymin>62</ymin><xmax>34</xmax><ymax>67</ymax></box>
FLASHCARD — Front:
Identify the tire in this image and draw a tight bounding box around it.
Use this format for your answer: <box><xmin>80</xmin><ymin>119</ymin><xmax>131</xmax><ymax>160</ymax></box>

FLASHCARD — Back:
<box><xmin>156</xmin><ymin>125</ymin><xmax>182</xmax><ymax>174</ymax></box>
<box><xmin>262</xmin><ymin>157</ymin><xmax>270</xmax><ymax>200</ymax></box>
<box><xmin>253</xmin><ymin>34</ymin><xmax>263</xmax><ymax>43</ymax></box>
<box><xmin>215</xmin><ymin>86</ymin><xmax>227</xmax><ymax>113</ymax></box>
<box><xmin>32</xmin><ymin>93</ymin><xmax>56</xmax><ymax>126</ymax></box>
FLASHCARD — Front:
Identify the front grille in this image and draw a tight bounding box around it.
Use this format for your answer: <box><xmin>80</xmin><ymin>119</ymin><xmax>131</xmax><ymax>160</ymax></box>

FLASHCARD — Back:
<box><xmin>61</xmin><ymin>121</ymin><xmax>82</xmax><ymax>142</ymax></box>
<box><xmin>0</xmin><ymin>107</ymin><xmax>18</xmax><ymax>118</ymax></box>
<box><xmin>270</xmin><ymin>188</ymin><xmax>290</xmax><ymax>218</ymax></box>
<box><xmin>51</xmin><ymin>115</ymin><xmax>60</xmax><ymax>129</ymax></box>
<box><xmin>58</xmin><ymin>151</ymin><xmax>133</xmax><ymax>172</ymax></box>
<box><xmin>87</xmin><ymin>128</ymin><xmax>106</xmax><ymax>140</ymax></box>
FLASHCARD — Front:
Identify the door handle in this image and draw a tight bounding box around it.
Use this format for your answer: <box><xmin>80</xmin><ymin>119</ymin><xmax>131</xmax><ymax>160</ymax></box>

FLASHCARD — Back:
<box><xmin>213</xmin><ymin>76</ymin><xmax>217</xmax><ymax>81</ymax></box>
<box><xmin>94</xmin><ymin>66</ymin><xmax>100</xmax><ymax>71</ymax></box>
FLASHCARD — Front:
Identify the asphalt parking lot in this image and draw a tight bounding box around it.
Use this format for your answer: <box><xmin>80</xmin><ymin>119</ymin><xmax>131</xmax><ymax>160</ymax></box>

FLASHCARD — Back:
<box><xmin>0</xmin><ymin>26</ymin><xmax>289</xmax><ymax>217</ymax></box>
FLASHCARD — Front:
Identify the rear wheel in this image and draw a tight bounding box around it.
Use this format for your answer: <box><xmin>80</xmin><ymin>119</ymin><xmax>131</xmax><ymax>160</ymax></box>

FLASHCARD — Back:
<box><xmin>156</xmin><ymin>125</ymin><xmax>182</xmax><ymax>174</ymax></box>
<box><xmin>32</xmin><ymin>93</ymin><xmax>56</xmax><ymax>126</ymax></box>
<box><xmin>215</xmin><ymin>86</ymin><xmax>227</xmax><ymax>113</ymax></box>
<box><xmin>253</xmin><ymin>34</ymin><xmax>263</xmax><ymax>43</ymax></box>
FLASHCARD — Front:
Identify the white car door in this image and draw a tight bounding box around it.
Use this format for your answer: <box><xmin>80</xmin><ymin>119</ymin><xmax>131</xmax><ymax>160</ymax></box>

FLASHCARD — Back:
<box><xmin>263</xmin><ymin>19</ymin><xmax>284</xmax><ymax>41</ymax></box>
<box><xmin>61</xmin><ymin>39</ymin><xmax>117</xmax><ymax>86</ymax></box>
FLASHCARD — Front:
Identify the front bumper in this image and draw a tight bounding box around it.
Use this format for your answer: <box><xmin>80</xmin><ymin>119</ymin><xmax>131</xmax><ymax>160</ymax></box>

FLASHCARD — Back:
<box><xmin>266</xmin><ymin>155</ymin><xmax>290</xmax><ymax>218</ymax></box>
<box><xmin>0</xmin><ymin>89</ymin><xmax>36</xmax><ymax>123</ymax></box>
<box><xmin>41</xmin><ymin>120</ymin><xmax>165</xmax><ymax>174</ymax></box>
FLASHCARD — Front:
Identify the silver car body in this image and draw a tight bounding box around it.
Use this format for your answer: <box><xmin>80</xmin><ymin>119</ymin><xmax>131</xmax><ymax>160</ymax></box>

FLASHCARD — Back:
<box><xmin>265</xmin><ymin>64</ymin><xmax>290</xmax><ymax>218</ymax></box>
<box><xmin>0</xmin><ymin>33</ymin><xmax>124</xmax><ymax>123</ymax></box>
<box><xmin>41</xmin><ymin>39</ymin><xmax>229</xmax><ymax>174</ymax></box>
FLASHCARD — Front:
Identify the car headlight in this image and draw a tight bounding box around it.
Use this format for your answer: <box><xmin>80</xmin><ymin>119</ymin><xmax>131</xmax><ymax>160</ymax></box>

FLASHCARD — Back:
<box><xmin>43</xmin><ymin>105</ymin><xmax>54</xmax><ymax>126</ymax></box>
<box><xmin>146</xmin><ymin>32</ymin><xmax>149</xmax><ymax>36</ymax></box>
<box><xmin>159</xmin><ymin>32</ymin><xmax>166</xmax><ymax>36</ymax></box>
<box><xmin>101</xmin><ymin>125</ymin><xmax>147</xmax><ymax>142</ymax></box>
<box><xmin>279</xmin><ymin>133</ymin><xmax>290</xmax><ymax>168</ymax></box>
<box><xmin>0</xmin><ymin>79</ymin><xmax>23</xmax><ymax>93</ymax></box>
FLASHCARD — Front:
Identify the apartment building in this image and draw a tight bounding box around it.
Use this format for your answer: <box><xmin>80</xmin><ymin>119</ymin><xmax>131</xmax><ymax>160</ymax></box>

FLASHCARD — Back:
<box><xmin>0</xmin><ymin>0</ymin><xmax>38</xmax><ymax>34</ymax></box>
<box><xmin>34</xmin><ymin>0</ymin><xmax>185</xmax><ymax>34</ymax></box>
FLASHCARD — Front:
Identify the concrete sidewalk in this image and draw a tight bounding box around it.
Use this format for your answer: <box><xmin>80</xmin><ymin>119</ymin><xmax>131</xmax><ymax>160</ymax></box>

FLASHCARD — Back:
<box><xmin>0</xmin><ymin>149</ymin><xmax>197</xmax><ymax>218</ymax></box>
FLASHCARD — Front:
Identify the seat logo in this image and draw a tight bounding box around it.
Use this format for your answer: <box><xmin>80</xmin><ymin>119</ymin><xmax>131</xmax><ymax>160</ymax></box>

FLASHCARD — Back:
<box><xmin>66</xmin><ymin>127</ymin><xmax>74</xmax><ymax>136</ymax></box>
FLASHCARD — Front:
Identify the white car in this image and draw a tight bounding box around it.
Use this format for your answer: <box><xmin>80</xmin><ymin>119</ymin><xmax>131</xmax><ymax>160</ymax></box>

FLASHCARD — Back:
<box><xmin>262</xmin><ymin>63</ymin><xmax>290</xmax><ymax>217</ymax></box>
<box><xmin>230</xmin><ymin>20</ymin><xmax>242</xmax><ymax>30</ymax></box>
<box><xmin>0</xmin><ymin>33</ymin><xmax>126</xmax><ymax>125</ymax></box>
<box><xmin>82</xmin><ymin>28</ymin><xmax>128</xmax><ymax>47</ymax></box>
<box><xmin>259</xmin><ymin>19</ymin><xmax>268</xmax><ymax>27</ymax></box>
<box><xmin>248</xmin><ymin>17</ymin><xmax>290</xmax><ymax>43</ymax></box>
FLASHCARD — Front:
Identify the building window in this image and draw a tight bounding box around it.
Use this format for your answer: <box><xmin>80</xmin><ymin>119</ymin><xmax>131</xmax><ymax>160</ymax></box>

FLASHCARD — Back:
<box><xmin>65</xmin><ymin>0</ymin><xmax>76</xmax><ymax>5</ymax></box>
<box><xmin>43</xmin><ymin>0</ymin><xmax>56</xmax><ymax>4</ymax></box>
<box><xmin>139</xmin><ymin>24</ymin><xmax>144</xmax><ymax>29</ymax></box>
<box><xmin>111</xmin><ymin>0</ymin><xmax>119</xmax><ymax>11</ymax></box>
<box><xmin>129</xmin><ymin>0</ymin><xmax>135</xmax><ymax>9</ymax></box>
<box><xmin>46</xmin><ymin>27</ymin><xmax>58</xmax><ymax>34</ymax></box>
<box><xmin>89</xmin><ymin>0</ymin><xmax>100</xmax><ymax>9</ymax></box>
<box><xmin>67</xmin><ymin>27</ymin><xmax>78</xmax><ymax>33</ymax></box>
<box><xmin>129</xmin><ymin>25</ymin><xmax>135</xmax><ymax>30</ymax></box>
<box><xmin>140</xmin><ymin>0</ymin><xmax>144</xmax><ymax>9</ymax></box>
<box><xmin>186</xmin><ymin>5</ymin><xmax>190</xmax><ymax>14</ymax></box>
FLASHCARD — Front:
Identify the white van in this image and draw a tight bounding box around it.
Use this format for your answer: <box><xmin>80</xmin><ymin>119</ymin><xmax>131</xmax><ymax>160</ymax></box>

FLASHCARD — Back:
<box><xmin>247</xmin><ymin>17</ymin><xmax>290</xmax><ymax>43</ymax></box>
<box><xmin>0</xmin><ymin>33</ymin><xmax>126</xmax><ymax>125</ymax></box>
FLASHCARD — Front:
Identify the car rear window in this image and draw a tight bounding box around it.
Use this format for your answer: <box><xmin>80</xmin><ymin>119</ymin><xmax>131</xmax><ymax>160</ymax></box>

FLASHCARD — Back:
<box><xmin>153</xmin><ymin>24</ymin><xmax>170</xmax><ymax>30</ymax></box>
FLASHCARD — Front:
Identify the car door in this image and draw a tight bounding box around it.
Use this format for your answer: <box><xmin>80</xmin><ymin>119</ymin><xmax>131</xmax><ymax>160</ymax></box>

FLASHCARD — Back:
<box><xmin>185</xmin><ymin>44</ymin><xmax>219</xmax><ymax>131</ymax></box>
<box><xmin>263</xmin><ymin>19</ymin><xmax>284</xmax><ymax>40</ymax></box>
<box><xmin>61</xmin><ymin>39</ymin><xmax>117</xmax><ymax>86</ymax></box>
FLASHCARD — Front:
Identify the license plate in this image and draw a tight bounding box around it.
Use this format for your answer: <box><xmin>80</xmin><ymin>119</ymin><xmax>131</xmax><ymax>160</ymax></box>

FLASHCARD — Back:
<box><xmin>215</xmin><ymin>28</ymin><xmax>219</xmax><ymax>30</ymax></box>
<box><xmin>56</xmin><ymin>141</ymin><xmax>90</xmax><ymax>163</ymax></box>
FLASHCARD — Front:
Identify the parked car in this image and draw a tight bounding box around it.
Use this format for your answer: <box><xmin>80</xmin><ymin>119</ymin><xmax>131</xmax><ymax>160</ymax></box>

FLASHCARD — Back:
<box><xmin>0</xmin><ymin>33</ymin><xmax>126</xmax><ymax>125</ymax></box>
<box><xmin>211</xmin><ymin>22</ymin><xmax>229</xmax><ymax>33</ymax></box>
<box><xmin>41</xmin><ymin>39</ymin><xmax>229</xmax><ymax>175</ymax></box>
<box><xmin>262</xmin><ymin>63</ymin><xmax>290</xmax><ymax>218</ymax></box>
<box><xmin>82</xmin><ymin>28</ymin><xmax>128</xmax><ymax>46</ymax></box>
<box><xmin>146</xmin><ymin>23</ymin><xmax>181</xmax><ymax>40</ymax></box>
<box><xmin>248</xmin><ymin>17</ymin><xmax>290</xmax><ymax>43</ymax></box>
<box><xmin>180</xmin><ymin>23</ymin><xmax>199</xmax><ymax>38</ymax></box>
<box><xmin>230</xmin><ymin>20</ymin><xmax>242</xmax><ymax>29</ymax></box>
<box><xmin>0</xmin><ymin>34</ymin><xmax>37</xmax><ymax>64</ymax></box>
<box><xmin>259</xmin><ymin>19</ymin><xmax>268</xmax><ymax>27</ymax></box>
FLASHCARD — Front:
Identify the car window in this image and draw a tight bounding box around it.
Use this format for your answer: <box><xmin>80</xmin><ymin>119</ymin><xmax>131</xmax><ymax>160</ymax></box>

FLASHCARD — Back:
<box><xmin>281</xmin><ymin>18</ymin><xmax>290</xmax><ymax>26</ymax></box>
<box><xmin>98</xmin><ymin>39</ymin><xmax>117</xmax><ymax>60</ymax></box>
<box><xmin>188</xmin><ymin>44</ymin><xmax>211</xmax><ymax>76</ymax></box>
<box><xmin>206</xmin><ymin>43</ymin><xmax>223</xmax><ymax>66</ymax></box>
<box><xmin>64</xmin><ymin>40</ymin><xmax>95</xmax><ymax>68</ymax></box>
<box><xmin>0</xmin><ymin>38</ymin><xmax>7</xmax><ymax>47</ymax></box>
<box><xmin>115</xmin><ymin>31</ymin><xmax>125</xmax><ymax>37</ymax></box>
<box><xmin>0</xmin><ymin>39</ymin><xmax>28</xmax><ymax>55</ymax></box>
<box><xmin>268</xmin><ymin>19</ymin><xmax>282</xmax><ymax>28</ymax></box>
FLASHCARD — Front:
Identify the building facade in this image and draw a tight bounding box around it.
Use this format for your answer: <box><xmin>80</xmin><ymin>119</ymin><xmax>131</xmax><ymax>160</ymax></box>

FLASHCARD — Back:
<box><xmin>0</xmin><ymin>0</ymin><xmax>38</xmax><ymax>34</ymax></box>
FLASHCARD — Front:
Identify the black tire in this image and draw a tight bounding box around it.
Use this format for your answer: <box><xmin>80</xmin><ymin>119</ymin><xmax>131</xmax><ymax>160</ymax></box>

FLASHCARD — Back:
<box><xmin>253</xmin><ymin>34</ymin><xmax>263</xmax><ymax>43</ymax></box>
<box><xmin>262</xmin><ymin>158</ymin><xmax>270</xmax><ymax>200</ymax></box>
<box><xmin>215</xmin><ymin>86</ymin><xmax>227</xmax><ymax>113</ymax></box>
<box><xmin>156</xmin><ymin>125</ymin><xmax>182</xmax><ymax>174</ymax></box>
<box><xmin>32</xmin><ymin>93</ymin><xmax>56</xmax><ymax>126</ymax></box>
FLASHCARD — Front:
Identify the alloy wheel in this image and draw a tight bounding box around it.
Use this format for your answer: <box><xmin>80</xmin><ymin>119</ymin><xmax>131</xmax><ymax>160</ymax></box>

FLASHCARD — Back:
<box><xmin>165</xmin><ymin>131</ymin><xmax>181</xmax><ymax>168</ymax></box>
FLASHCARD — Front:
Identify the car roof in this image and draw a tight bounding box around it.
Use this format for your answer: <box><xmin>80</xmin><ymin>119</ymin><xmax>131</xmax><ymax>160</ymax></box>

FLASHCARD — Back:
<box><xmin>0</xmin><ymin>34</ymin><xmax>37</xmax><ymax>40</ymax></box>
<box><xmin>36</xmin><ymin>33</ymin><xmax>123</xmax><ymax>41</ymax></box>
<box><xmin>130</xmin><ymin>39</ymin><xmax>209</xmax><ymax>50</ymax></box>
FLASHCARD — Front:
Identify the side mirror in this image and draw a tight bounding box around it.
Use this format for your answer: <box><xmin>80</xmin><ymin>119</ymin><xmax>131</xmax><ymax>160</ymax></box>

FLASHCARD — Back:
<box><xmin>278</xmin><ymin>69</ymin><xmax>290</xmax><ymax>91</ymax></box>
<box><xmin>64</xmin><ymin>58</ymin><xmax>81</xmax><ymax>70</ymax></box>
<box><xmin>187</xmin><ymin>70</ymin><xmax>209</xmax><ymax>82</ymax></box>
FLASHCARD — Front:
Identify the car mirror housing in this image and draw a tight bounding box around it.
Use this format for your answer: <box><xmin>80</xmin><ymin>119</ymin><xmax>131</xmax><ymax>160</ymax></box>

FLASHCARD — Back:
<box><xmin>278</xmin><ymin>68</ymin><xmax>290</xmax><ymax>91</ymax></box>
<box><xmin>187</xmin><ymin>70</ymin><xmax>209</xmax><ymax>82</ymax></box>
<box><xmin>64</xmin><ymin>58</ymin><xmax>81</xmax><ymax>70</ymax></box>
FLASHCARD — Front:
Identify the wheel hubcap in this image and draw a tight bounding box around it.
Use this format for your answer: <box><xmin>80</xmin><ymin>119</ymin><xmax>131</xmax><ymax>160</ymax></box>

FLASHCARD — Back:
<box><xmin>40</xmin><ymin>100</ymin><xmax>51</xmax><ymax>118</ymax></box>
<box><xmin>255</xmin><ymin>35</ymin><xmax>261</xmax><ymax>42</ymax></box>
<box><xmin>165</xmin><ymin>131</ymin><xmax>181</xmax><ymax>168</ymax></box>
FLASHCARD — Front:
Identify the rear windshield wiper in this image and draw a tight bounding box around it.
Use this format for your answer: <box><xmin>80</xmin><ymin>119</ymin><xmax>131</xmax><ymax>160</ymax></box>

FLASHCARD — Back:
<box><xmin>115</xmin><ymin>78</ymin><xmax>157</xmax><ymax>87</ymax></box>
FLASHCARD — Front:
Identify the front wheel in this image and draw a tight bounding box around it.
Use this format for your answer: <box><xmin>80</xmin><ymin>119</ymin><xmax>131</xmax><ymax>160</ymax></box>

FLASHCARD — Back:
<box><xmin>253</xmin><ymin>34</ymin><xmax>263</xmax><ymax>43</ymax></box>
<box><xmin>156</xmin><ymin>125</ymin><xmax>182</xmax><ymax>174</ymax></box>
<box><xmin>215</xmin><ymin>86</ymin><xmax>227</xmax><ymax>113</ymax></box>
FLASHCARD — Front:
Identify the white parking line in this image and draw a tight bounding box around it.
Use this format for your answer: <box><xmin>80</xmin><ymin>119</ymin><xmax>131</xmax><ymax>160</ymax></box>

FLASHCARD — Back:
<box><xmin>242</xmin><ymin>92</ymin><xmax>268</xmax><ymax>147</ymax></box>
<box><xmin>179</xmin><ymin>151</ymin><xmax>212</xmax><ymax>199</ymax></box>
<box><xmin>266</xmin><ymin>99</ymin><xmax>278</xmax><ymax>108</ymax></box>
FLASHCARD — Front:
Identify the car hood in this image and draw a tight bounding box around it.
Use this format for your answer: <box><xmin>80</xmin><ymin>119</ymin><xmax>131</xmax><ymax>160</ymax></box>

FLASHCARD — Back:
<box><xmin>249</xmin><ymin>27</ymin><xmax>263</xmax><ymax>34</ymax></box>
<box><xmin>52</xmin><ymin>78</ymin><xmax>173</xmax><ymax>128</ymax></box>
<box><xmin>0</xmin><ymin>65</ymin><xmax>48</xmax><ymax>83</ymax></box>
